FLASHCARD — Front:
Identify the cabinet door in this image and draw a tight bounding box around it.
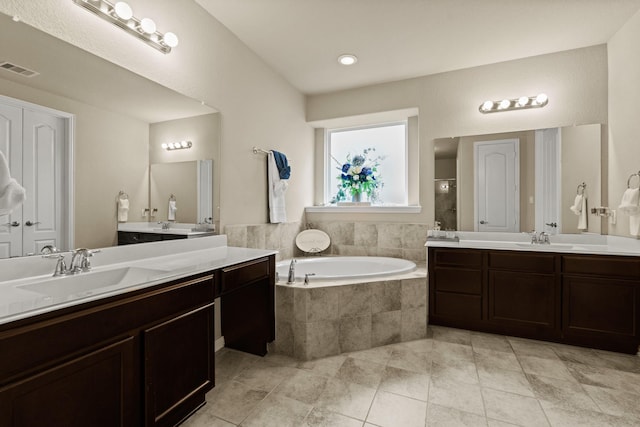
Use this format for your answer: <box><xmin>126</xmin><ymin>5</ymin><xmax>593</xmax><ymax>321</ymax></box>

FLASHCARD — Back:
<box><xmin>563</xmin><ymin>275</ymin><xmax>640</xmax><ymax>352</ymax></box>
<box><xmin>222</xmin><ymin>278</ymin><xmax>271</xmax><ymax>355</ymax></box>
<box><xmin>488</xmin><ymin>270</ymin><xmax>557</xmax><ymax>333</ymax></box>
<box><xmin>0</xmin><ymin>336</ymin><xmax>136</xmax><ymax>427</ymax></box>
<box><xmin>144</xmin><ymin>303</ymin><xmax>215</xmax><ymax>427</ymax></box>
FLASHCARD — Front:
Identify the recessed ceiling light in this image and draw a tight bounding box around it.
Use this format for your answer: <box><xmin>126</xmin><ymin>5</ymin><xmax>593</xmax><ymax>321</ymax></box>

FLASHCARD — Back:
<box><xmin>338</xmin><ymin>54</ymin><xmax>358</xmax><ymax>66</ymax></box>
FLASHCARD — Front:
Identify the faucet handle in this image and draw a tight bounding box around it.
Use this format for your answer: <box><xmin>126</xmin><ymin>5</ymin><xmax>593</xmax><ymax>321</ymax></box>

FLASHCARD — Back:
<box><xmin>304</xmin><ymin>273</ymin><xmax>316</xmax><ymax>285</ymax></box>
<box><xmin>43</xmin><ymin>254</ymin><xmax>67</xmax><ymax>276</ymax></box>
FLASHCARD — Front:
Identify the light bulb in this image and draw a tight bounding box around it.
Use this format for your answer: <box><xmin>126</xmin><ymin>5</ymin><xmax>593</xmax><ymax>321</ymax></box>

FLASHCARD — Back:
<box><xmin>163</xmin><ymin>32</ymin><xmax>179</xmax><ymax>47</ymax></box>
<box><xmin>181</xmin><ymin>141</ymin><xmax>189</xmax><ymax>148</ymax></box>
<box><xmin>338</xmin><ymin>54</ymin><xmax>358</xmax><ymax>66</ymax></box>
<box><xmin>499</xmin><ymin>99</ymin><xmax>511</xmax><ymax>109</ymax></box>
<box><xmin>113</xmin><ymin>2</ymin><xmax>133</xmax><ymax>20</ymax></box>
<box><xmin>517</xmin><ymin>96</ymin><xmax>529</xmax><ymax>107</ymax></box>
<box><xmin>535</xmin><ymin>93</ymin><xmax>548</xmax><ymax>105</ymax></box>
<box><xmin>161</xmin><ymin>143</ymin><xmax>168</xmax><ymax>149</ymax></box>
<box><xmin>140</xmin><ymin>18</ymin><xmax>156</xmax><ymax>34</ymax></box>
<box><xmin>168</xmin><ymin>143</ymin><xmax>175</xmax><ymax>149</ymax></box>
<box><xmin>481</xmin><ymin>100</ymin><xmax>494</xmax><ymax>111</ymax></box>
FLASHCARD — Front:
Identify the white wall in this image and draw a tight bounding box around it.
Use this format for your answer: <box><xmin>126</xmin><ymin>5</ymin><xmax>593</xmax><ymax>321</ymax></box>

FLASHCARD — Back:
<box><xmin>0</xmin><ymin>1</ymin><xmax>314</xmax><ymax>227</ymax></box>
<box><xmin>307</xmin><ymin>46</ymin><xmax>608</xmax><ymax>226</ymax></box>
<box><xmin>608</xmin><ymin>8</ymin><xmax>640</xmax><ymax>237</ymax></box>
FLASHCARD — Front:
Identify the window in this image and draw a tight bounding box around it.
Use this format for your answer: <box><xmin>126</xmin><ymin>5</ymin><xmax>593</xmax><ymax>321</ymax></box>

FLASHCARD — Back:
<box><xmin>326</xmin><ymin>121</ymin><xmax>407</xmax><ymax>205</ymax></box>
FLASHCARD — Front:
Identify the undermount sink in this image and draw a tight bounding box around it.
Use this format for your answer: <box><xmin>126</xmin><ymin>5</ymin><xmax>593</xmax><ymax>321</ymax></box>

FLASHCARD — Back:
<box><xmin>17</xmin><ymin>267</ymin><xmax>169</xmax><ymax>299</ymax></box>
<box><xmin>515</xmin><ymin>243</ymin><xmax>581</xmax><ymax>250</ymax></box>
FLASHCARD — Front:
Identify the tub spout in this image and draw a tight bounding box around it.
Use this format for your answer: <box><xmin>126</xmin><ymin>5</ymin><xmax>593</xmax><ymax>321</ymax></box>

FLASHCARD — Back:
<box><xmin>287</xmin><ymin>259</ymin><xmax>297</xmax><ymax>284</ymax></box>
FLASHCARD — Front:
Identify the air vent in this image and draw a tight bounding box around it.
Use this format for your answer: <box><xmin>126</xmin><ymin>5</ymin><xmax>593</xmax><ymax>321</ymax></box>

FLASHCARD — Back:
<box><xmin>0</xmin><ymin>62</ymin><xmax>39</xmax><ymax>78</ymax></box>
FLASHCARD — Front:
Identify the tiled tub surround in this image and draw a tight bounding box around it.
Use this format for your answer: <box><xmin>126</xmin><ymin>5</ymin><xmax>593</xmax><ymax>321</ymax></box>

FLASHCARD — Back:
<box><xmin>224</xmin><ymin>222</ymin><xmax>303</xmax><ymax>261</ymax></box>
<box><xmin>272</xmin><ymin>267</ymin><xmax>428</xmax><ymax>360</ymax></box>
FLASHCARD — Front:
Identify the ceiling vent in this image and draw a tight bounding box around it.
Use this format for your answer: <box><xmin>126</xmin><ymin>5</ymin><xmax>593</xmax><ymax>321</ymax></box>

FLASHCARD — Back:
<box><xmin>0</xmin><ymin>62</ymin><xmax>39</xmax><ymax>78</ymax></box>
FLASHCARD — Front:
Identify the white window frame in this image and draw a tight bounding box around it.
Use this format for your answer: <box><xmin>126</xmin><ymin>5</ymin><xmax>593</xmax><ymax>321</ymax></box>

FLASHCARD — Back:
<box><xmin>324</xmin><ymin>121</ymin><xmax>409</xmax><ymax>206</ymax></box>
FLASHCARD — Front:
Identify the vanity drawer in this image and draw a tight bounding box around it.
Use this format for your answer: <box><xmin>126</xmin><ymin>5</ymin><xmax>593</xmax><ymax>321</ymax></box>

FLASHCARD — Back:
<box><xmin>220</xmin><ymin>257</ymin><xmax>270</xmax><ymax>294</ymax></box>
<box><xmin>562</xmin><ymin>255</ymin><xmax>640</xmax><ymax>279</ymax></box>
<box><xmin>488</xmin><ymin>251</ymin><xmax>555</xmax><ymax>273</ymax></box>
<box><xmin>433</xmin><ymin>267</ymin><xmax>482</xmax><ymax>294</ymax></box>
<box><xmin>432</xmin><ymin>249</ymin><xmax>482</xmax><ymax>267</ymax></box>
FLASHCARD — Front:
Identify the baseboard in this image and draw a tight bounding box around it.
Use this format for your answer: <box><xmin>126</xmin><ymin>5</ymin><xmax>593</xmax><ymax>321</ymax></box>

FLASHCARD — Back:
<box><xmin>215</xmin><ymin>336</ymin><xmax>225</xmax><ymax>352</ymax></box>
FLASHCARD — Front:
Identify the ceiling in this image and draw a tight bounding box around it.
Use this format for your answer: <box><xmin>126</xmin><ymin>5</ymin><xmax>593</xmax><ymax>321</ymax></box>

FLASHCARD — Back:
<box><xmin>196</xmin><ymin>0</ymin><xmax>640</xmax><ymax>95</ymax></box>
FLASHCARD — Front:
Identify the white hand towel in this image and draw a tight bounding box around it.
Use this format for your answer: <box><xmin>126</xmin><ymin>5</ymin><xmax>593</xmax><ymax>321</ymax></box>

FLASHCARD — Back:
<box><xmin>569</xmin><ymin>194</ymin><xmax>583</xmax><ymax>215</ymax></box>
<box><xmin>117</xmin><ymin>198</ymin><xmax>129</xmax><ymax>222</ymax></box>
<box><xmin>618</xmin><ymin>188</ymin><xmax>640</xmax><ymax>215</ymax></box>
<box><xmin>630</xmin><ymin>215</ymin><xmax>640</xmax><ymax>237</ymax></box>
<box><xmin>168</xmin><ymin>200</ymin><xmax>177</xmax><ymax>221</ymax></box>
<box><xmin>0</xmin><ymin>150</ymin><xmax>26</xmax><ymax>216</ymax></box>
<box><xmin>577</xmin><ymin>195</ymin><xmax>588</xmax><ymax>231</ymax></box>
<box><xmin>268</xmin><ymin>152</ymin><xmax>287</xmax><ymax>223</ymax></box>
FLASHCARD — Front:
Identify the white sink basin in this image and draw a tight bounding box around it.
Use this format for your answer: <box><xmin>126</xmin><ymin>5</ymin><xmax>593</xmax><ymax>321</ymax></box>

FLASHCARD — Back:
<box><xmin>515</xmin><ymin>243</ymin><xmax>574</xmax><ymax>249</ymax></box>
<box><xmin>17</xmin><ymin>267</ymin><xmax>169</xmax><ymax>299</ymax></box>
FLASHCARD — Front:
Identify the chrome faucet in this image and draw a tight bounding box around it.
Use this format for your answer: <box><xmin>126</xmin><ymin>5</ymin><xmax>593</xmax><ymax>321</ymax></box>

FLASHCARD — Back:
<box><xmin>538</xmin><ymin>231</ymin><xmax>550</xmax><ymax>244</ymax></box>
<box><xmin>44</xmin><ymin>248</ymin><xmax>101</xmax><ymax>276</ymax></box>
<box><xmin>304</xmin><ymin>273</ymin><xmax>315</xmax><ymax>286</ymax></box>
<box><xmin>287</xmin><ymin>259</ymin><xmax>296</xmax><ymax>284</ymax></box>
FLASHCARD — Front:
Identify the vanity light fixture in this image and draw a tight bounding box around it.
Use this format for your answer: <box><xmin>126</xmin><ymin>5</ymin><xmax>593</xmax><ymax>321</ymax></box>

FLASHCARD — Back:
<box><xmin>338</xmin><ymin>54</ymin><xmax>358</xmax><ymax>66</ymax></box>
<box><xmin>162</xmin><ymin>141</ymin><xmax>192</xmax><ymax>151</ymax></box>
<box><xmin>72</xmin><ymin>0</ymin><xmax>179</xmax><ymax>53</ymax></box>
<box><xmin>479</xmin><ymin>93</ymin><xmax>549</xmax><ymax>114</ymax></box>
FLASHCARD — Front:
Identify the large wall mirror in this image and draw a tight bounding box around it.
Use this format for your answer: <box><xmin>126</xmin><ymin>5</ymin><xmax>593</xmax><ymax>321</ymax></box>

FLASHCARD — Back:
<box><xmin>434</xmin><ymin>124</ymin><xmax>604</xmax><ymax>235</ymax></box>
<box><xmin>0</xmin><ymin>12</ymin><xmax>221</xmax><ymax>257</ymax></box>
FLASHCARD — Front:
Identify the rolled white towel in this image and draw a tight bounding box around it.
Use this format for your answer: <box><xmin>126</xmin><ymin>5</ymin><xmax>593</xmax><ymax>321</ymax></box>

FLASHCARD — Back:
<box><xmin>117</xmin><ymin>198</ymin><xmax>129</xmax><ymax>222</ymax></box>
<box><xmin>0</xmin><ymin>151</ymin><xmax>26</xmax><ymax>216</ymax></box>
<box><xmin>168</xmin><ymin>200</ymin><xmax>177</xmax><ymax>221</ymax></box>
<box><xmin>618</xmin><ymin>188</ymin><xmax>640</xmax><ymax>215</ymax></box>
<box><xmin>569</xmin><ymin>194</ymin><xmax>583</xmax><ymax>215</ymax></box>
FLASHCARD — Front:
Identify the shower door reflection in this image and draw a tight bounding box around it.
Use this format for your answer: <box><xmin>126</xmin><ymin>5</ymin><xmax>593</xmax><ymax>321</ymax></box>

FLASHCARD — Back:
<box><xmin>435</xmin><ymin>179</ymin><xmax>457</xmax><ymax>230</ymax></box>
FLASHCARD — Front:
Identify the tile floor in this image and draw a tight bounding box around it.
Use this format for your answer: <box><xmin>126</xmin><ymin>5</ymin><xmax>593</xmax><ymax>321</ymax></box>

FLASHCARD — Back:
<box><xmin>183</xmin><ymin>325</ymin><xmax>640</xmax><ymax>427</ymax></box>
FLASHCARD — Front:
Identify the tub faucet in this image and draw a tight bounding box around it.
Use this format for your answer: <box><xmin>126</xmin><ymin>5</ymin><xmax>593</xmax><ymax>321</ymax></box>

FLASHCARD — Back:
<box><xmin>287</xmin><ymin>259</ymin><xmax>296</xmax><ymax>284</ymax></box>
<box><xmin>304</xmin><ymin>273</ymin><xmax>316</xmax><ymax>286</ymax></box>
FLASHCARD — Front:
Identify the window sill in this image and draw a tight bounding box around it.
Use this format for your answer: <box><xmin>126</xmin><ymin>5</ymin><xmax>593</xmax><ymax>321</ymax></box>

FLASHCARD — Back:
<box><xmin>305</xmin><ymin>205</ymin><xmax>422</xmax><ymax>214</ymax></box>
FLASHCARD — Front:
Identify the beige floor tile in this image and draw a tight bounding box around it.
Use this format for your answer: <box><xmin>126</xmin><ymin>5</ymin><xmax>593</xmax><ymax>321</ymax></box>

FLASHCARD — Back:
<box><xmin>302</xmin><ymin>408</ymin><xmax>363</xmax><ymax>427</ymax></box>
<box><xmin>240</xmin><ymin>393</ymin><xmax>312</xmax><ymax>427</ymax></box>
<box><xmin>298</xmin><ymin>354</ymin><xmax>347</xmax><ymax>377</ymax></box>
<box><xmin>518</xmin><ymin>355</ymin><xmax>574</xmax><ymax>382</ymax></box>
<box><xmin>432</xmin><ymin>326</ymin><xmax>472</xmax><ymax>346</ymax></box>
<box><xmin>388</xmin><ymin>346</ymin><xmax>432</xmax><ymax>373</ymax></box>
<box><xmin>471</xmin><ymin>332</ymin><xmax>513</xmax><ymax>353</ymax></box>
<box><xmin>181</xmin><ymin>405</ymin><xmax>237</xmax><ymax>427</ymax></box>
<box><xmin>347</xmin><ymin>345</ymin><xmax>394</xmax><ymax>365</ymax></box>
<box><xmin>432</xmin><ymin>340</ymin><xmax>474</xmax><ymax>363</ymax></box>
<box><xmin>526</xmin><ymin>373</ymin><xmax>599</xmax><ymax>412</ymax></box>
<box><xmin>379</xmin><ymin>365</ymin><xmax>430</xmax><ymax>401</ymax></box>
<box><xmin>477</xmin><ymin>364</ymin><xmax>534</xmax><ymax>397</ymax></box>
<box><xmin>583</xmin><ymin>384</ymin><xmax>640</xmax><ymax>419</ymax></box>
<box><xmin>540</xmin><ymin>400</ymin><xmax>640</xmax><ymax>427</ymax></box>
<box><xmin>592</xmin><ymin>349</ymin><xmax>640</xmax><ymax>373</ymax></box>
<box><xmin>205</xmin><ymin>380</ymin><xmax>268</xmax><ymax>425</ymax></box>
<box><xmin>474</xmin><ymin>347</ymin><xmax>522</xmax><ymax>373</ymax></box>
<box><xmin>431</xmin><ymin>358</ymin><xmax>479</xmax><ymax>385</ymax></box>
<box><xmin>367</xmin><ymin>390</ymin><xmax>427</xmax><ymax>427</ymax></box>
<box><xmin>427</xmin><ymin>403</ymin><xmax>488</xmax><ymax>426</ymax></box>
<box><xmin>398</xmin><ymin>338</ymin><xmax>434</xmax><ymax>353</ymax></box>
<box><xmin>508</xmin><ymin>338</ymin><xmax>559</xmax><ymax>360</ymax></box>
<box><xmin>487</xmin><ymin>419</ymin><xmax>520</xmax><ymax>427</ymax></box>
<box><xmin>233</xmin><ymin>360</ymin><xmax>297</xmax><ymax>392</ymax></box>
<box><xmin>428</xmin><ymin>376</ymin><xmax>485</xmax><ymax>416</ymax></box>
<box><xmin>550</xmin><ymin>344</ymin><xmax>611</xmax><ymax>368</ymax></box>
<box><xmin>482</xmin><ymin>388</ymin><xmax>549</xmax><ymax>427</ymax></box>
<box><xmin>315</xmin><ymin>378</ymin><xmax>377</xmax><ymax>420</ymax></box>
<box><xmin>273</xmin><ymin>369</ymin><xmax>329</xmax><ymax>404</ymax></box>
<box><xmin>215</xmin><ymin>349</ymin><xmax>261</xmax><ymax>383</ymax></box>
<box><xmin>566</xmin><ymin>362</ymin><xmax>640</xmax><ymax>395</ymax></box>
<box><xmin>335</xmin><ymin>357</ymin><xmax>387</xmax><ymax>389</ymax></box>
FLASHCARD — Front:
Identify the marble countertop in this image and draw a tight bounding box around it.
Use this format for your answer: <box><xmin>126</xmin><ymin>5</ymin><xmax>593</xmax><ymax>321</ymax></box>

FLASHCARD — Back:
<box><xmin>425</xmin><ymin>232</ymin><xmax>640</xmax><ymax>257</ymax></box>
<box><xmin>0</xmin><ymin>235</ymin><xmax>276</xmax><ymax>326</ymax></box>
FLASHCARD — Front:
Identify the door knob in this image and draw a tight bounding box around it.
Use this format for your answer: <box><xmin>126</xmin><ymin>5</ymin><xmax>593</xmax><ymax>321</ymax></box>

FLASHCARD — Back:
<box><xmin>2</xmin><ymin>221</ymin><xmax>20</xmax><ymax>227</ymax></box>
<box><xmin>25</xmin><ymin>221</ymin><xmax>41</xmax><ymax>226</ymax></box>
<box><xmin>545</xmin><ymin>222</ymin><xmax>558</xmax><ymax>228</ymax></box>
<box><xmin>480</xmin><ymin>220</ymin><xmax>487</xmax><ymax>224</ymax></box>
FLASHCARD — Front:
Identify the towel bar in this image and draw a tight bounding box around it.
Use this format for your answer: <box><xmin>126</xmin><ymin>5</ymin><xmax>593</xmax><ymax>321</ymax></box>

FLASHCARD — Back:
<box><xmin>252</xmin><ymin>147</ymin><xmax>270</xmax><ymax>155</ymax></box>
<box><xmin>626</xmin><ymin>171</ymin><xmax>640</xmax><ymax>189</ymax></box>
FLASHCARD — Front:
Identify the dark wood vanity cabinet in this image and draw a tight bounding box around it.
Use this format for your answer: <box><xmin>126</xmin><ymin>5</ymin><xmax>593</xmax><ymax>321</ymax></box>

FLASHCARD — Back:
<box><xmin>429</xmin><ymin>247</ymin><xmax>640</xmax><ymax>354</ymax></box>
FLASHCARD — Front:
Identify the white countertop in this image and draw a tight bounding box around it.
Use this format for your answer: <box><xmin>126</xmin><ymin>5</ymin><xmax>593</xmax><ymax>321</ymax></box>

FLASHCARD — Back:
<box><xmin>0</xmin><ymin>235</ymin><xmax>276</xmax><ymax>326</ymax></box>
<box><xmin>118</xmin><ymin>221</ymin><xmax>216</xmax><ymax>236</ymax></box>
<box><xmin>425</xmin><ymin>232</ymin><xmax>640</xmax><ymax>257</ymax></box>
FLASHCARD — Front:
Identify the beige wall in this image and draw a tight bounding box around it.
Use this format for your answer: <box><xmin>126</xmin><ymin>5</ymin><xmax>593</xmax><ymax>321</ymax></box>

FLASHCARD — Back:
<box><xmin>608</xmin><ymin>8</ymin><xmax>640</xmax><ymax>237</ymax></box>
<box><xmin>457</xmin><ymin>131</ymin><xmax>535</xmax><ymax>232</ymax></box>
<box><xmin>435</xmin><ymin>159</ymin><xmax>456</xmax><ymax>179</ymax></box>
<box><xmin>561</xmin><ymin>124</ymin><xmax>602</xmax><ymax>234</ymax></box>
<box><xmin>150</xmin><ymin>161</ymin><xmax>198</xmax><ymax>223</ymax></box>
<box><xmin>0</xmin><ymin>1</ymin><xmax>314</xmax><ymax>228</ymax></box>
<box><xmin>149</xmin><ymin>113</ymin><xmax>221</xmax><ymax>225</ymax></box>
<box><xmin>307</xmin><ymin>46</ymin><xmax>608</xmax><ymax>226</ymax></box>
<box><xmin>0</xmin><ymin>78</ymin><xmax>149</xmax><ymax>249</ymax></box>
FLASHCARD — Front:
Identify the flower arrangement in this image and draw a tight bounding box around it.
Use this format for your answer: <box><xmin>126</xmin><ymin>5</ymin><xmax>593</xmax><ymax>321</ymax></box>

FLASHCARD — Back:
<box><xmin>333</xmin><ymin>148</ymin><xmax>384</xmax><ymax>202</ymax></box>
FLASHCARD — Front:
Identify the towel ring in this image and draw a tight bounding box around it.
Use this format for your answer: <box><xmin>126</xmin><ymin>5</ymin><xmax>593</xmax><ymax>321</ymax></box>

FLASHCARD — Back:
<box><xmin>117</xmin><ymin>190</ymin><xmax>129</xmax><ymax>200</ymax></box>
<box><xmin>169</xmin><ymin>194</ymin><xmax>176</xmax><ymax>202</ymax></box>
<box><xmin>576</xmin><ymin>182</ymin><xmax>586</xmax><ymax>195</ymax></box>
<box><xmin>627</xmin><ymin>171</ymin><xmax>640</xmax><ymax>189</ymax></box>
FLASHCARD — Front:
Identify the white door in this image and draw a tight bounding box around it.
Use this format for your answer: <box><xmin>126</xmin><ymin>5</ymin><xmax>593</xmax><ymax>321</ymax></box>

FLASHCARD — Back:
<box><xmin>535</xmin><ymin>129</ymin><xmax>561</xmax><ymax>234</ymax></box>
<box><xmin>0</xmin><ymin>104</ymin><xmax>23</xmax><ymax>258</ymax></box>
<box><xmin>22</xmin><ymin>109</ymin><xmax>66</xmax><ymax>255</ymax></box>
<box><xmin>475</xmin><ymin>139</ymin><xmax>520</xmax><ymax>232</ymax></box>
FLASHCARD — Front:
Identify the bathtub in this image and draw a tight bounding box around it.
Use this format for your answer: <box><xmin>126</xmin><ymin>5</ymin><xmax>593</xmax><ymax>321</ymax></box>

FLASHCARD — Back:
<box><xmin>276</xmin><ymin>256</ymin><xmax>416</xmax><ymax>280</ymax></box>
